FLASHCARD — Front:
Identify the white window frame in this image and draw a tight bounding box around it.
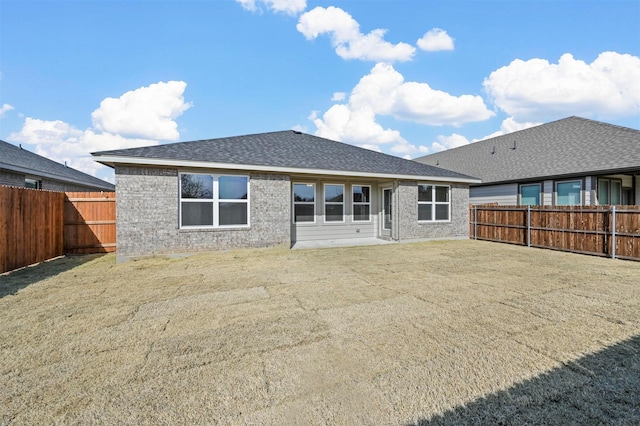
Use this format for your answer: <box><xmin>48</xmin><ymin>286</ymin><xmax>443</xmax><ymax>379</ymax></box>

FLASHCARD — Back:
<box><xmin>324</xmin><ymin>183</ymin><xmax>345</xmax><ymax>223</ymax></box>
<box><xmin>555</xmin><ymin>179</ymin><xmax>582</xmax><ymax>206</ymax></box>
<box><xmin>293</xmin><ymin>182</ymin><xmax>316</xmax><ymax>224</ymax></box>
<box><xmin>519</xmin><ymin>183</ymin><xmax>541</xmax><ymax>206</ymax></box>
<box><xmin>418</xmin><ymin>184</ymin><xmax>451</xmax><ymax>223</ymax></box>
<box><xmin>352</xmin><ymin>184</ymin><xmax>372</xmax><ymax>222</ymax></box>
<box><xmin>179</xmin><ymin>172</ymin><xmax>250</xmax><ymax>229</ymax></box>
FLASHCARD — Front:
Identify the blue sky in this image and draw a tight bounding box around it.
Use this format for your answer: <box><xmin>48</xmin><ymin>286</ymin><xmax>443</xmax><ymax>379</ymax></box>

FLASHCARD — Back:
<box><xmin>1</xmin><ymin>0</ymin><xmax>639</xmax><ymax>183</ymax></box>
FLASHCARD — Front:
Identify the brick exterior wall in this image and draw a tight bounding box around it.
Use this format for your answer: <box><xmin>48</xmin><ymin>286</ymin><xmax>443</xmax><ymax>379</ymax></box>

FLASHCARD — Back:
<box><xmin>396</xmin><ymin>181</ymin><xmax>469</xmax><ymax>240</ymax></box>
<box><xmin>0</xmin><ymin>170</ymin><xmax>24</xmax><ymax>187</ymax></box>
<box><xmin>115</xmin><ymin>166</ymin><xmax>291</xmax><ymax>261</ymax></box>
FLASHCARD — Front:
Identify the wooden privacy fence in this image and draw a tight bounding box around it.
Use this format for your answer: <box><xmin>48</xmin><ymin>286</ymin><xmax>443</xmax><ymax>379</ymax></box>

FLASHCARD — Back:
<box><xmin>470</xmin><ymin>205</ymin><xmax>640</xmax><ymax>261</ymax></box>
<box><xmin>64</xmin><ymin>192</ymin><xmax>116</xmax><ymax>254</ymax></box>
<box><xmin>1</xmin><ymin>187</ymin><xmax>115</xmax><ymax>273</ymax></box>
<box><xmin>0</xmin><ymin>186</ymin><xmax>64</xmax><ymax>274</ymax></box>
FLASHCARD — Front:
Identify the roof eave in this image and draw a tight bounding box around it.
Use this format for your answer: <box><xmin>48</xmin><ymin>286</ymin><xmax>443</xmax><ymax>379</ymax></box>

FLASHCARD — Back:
<box><xmin>0</xmin><ymin>162</ymin><xmax>114</xmax><ymax>191</ymax></box>
<box><xmin>473</xmin><ymin>166</ymin><xmax>640</xmax><ymax>186</ymax></box>
<box><xmin>93</xmin><ymin>155</ymin><xmax>481</xmax><ymax>184</ymax></box>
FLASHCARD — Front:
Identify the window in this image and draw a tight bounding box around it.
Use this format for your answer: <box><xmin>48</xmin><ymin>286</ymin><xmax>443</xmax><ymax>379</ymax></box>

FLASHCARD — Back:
<box><xmin>520</xmin><ymin>183</ymin><xmax>541</xmax><ymax>206</ymax></box>
<box><xmin>180</xmin><ymin>173</ymin><xmax>248</xmax><ymax>228</ymax></box>
<box><xmin>556</xmin><ymin>180</ymin><xmax>582</xmax><ymax>206</ymax></box>
<box><xmin>352</xmin><ymin>185</ymin><xmax>371</xmax><ymax>221</ymax></box>
<box><xmin>293</xmin><ymin>183</ymin><xmax>315</xmax><ymax>223</ymax></box>
<box><xmin>418</xmin><ymin>184</ymin><xmax>450</xmax><ymax>222</ymax></box>
<box><xmin>324</xmin><ymin>184</ymin><xmax>344</xmax><ymax>222</ymax></box>
<box><xmin>598</xmin><ymin>178</ymin><xmax>622</xmax><ymax>205</ymax></box>
<box><xmin>24</xmin><ymin>178</ymin><xmax>42</xmax><ymax>189</ymax></box>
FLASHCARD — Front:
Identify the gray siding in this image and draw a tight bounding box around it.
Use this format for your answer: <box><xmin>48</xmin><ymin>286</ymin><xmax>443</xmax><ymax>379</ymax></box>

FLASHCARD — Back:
<box><xmin>292</xmin><ymin>180</ymin><xmax>378</xmax><ymax>242</ymax></box>
<box><xmin>115</xmin><ymin>166</ymin><xmax>290</xmax><ymax>261</ymax></box>
<box><xmin>397</xmin><ymin>181</ymin><xmax>469</xmax><ymax>240</ymax></box>
<box><xmin>0</xmin><ymin>169</ymin><xmax>24</xmax><ymax>187</ymax></box>
<box><xmin>470</xmin><ymin>183</ymin><xmax>518</xmax><ymax>205</ymax></box>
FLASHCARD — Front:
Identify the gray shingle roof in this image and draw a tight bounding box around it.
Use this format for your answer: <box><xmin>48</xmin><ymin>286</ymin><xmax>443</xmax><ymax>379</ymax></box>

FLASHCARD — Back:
<box><xmin>414</xmin><ymin>117</ymin><xmax>640</xmax><ymax>185</ymax></box>
<box><xmin>93</xmin><ymin>130</ymin><xmax>477</xmax><ymax>181</ymax></box>
<box><xmin>0</xmin><ymin>140</ymin><xmax>115</xmax><ymax>191</ymax></box>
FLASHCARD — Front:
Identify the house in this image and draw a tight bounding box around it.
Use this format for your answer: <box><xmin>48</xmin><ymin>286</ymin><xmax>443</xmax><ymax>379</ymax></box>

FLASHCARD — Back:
<box><xmin>0</xmin><ymin>139</ymin><xmax>115</xmax><ymax>192</ymax></box>
<box><xmin>92</xmin><ymin>130</ymin><xmax>479</xmax><ymax>261</ymax></box>
<box><xmin>415</xmin><ymin>117</ymin><xmax>640</xmax><ymax>206</ymax></box>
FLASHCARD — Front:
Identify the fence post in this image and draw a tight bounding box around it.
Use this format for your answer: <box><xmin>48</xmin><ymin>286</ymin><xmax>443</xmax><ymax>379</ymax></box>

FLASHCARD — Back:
<box><xmin>473</xmin><ymin>205</ymin><xmax>477</xmax><ymax>240</ymax></box>
<box><xmin>611</xmin><ymin>206</ymin><xmax>616</xmax><ymax>259</ymax></box>
<box><xmin>527</xmin><ymin>205</ymin><xmax>531</xmax><ymax>248</ymax></box>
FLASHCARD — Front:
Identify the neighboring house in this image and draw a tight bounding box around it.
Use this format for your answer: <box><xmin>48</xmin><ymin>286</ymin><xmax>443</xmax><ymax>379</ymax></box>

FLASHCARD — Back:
<box><xmin>415</xmin><ymin>116</ymin><xmax>640</xmax><ymax>206</ymax></box>
<box><xmin>92</xmin><ymin>130</ymin><xmax>479</xmax><ymax>261</ymax></box>
<box><xmin>0</xmin><ymin>140</ymin><xmax>115</xmax><ymax>192</ymax></box>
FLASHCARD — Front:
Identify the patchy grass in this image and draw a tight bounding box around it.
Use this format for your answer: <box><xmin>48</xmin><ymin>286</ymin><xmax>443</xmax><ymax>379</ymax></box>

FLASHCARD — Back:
<box><xmin>1</xmin><ymin>240</ymin><xmax>639</xmax><ymax>425</ymax></box>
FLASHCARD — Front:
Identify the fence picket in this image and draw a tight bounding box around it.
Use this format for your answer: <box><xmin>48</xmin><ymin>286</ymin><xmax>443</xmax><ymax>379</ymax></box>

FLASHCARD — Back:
<box><xmin>1</xmin><ymin>186</ymin><xmax>115</xmax><ymax>273</ymax></box>
<box><xmin>469</xmin><ymin>204</ymin><xmax>640</xmax><ymax>261</ymax></box>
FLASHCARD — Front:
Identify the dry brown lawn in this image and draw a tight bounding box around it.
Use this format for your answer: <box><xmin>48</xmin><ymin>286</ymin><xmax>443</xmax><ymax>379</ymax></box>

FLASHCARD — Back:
<box><xmin>1</xmin><ymin>240</ymin><xmax>639</xmax><ymax>425</ymax></box>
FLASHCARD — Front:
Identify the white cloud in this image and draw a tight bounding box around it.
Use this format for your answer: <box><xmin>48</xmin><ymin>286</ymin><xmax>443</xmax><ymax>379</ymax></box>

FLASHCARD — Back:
<box><xmin>91</xmin><ymin>80</ymin><xmax>191</xmax><ymax>141</ymax></box>
<box><xmin>291</xmin><ymin>124</ymin><xmax>308</xmax><ymax>133</ymax></box>
<box><xmin>427</xmin><ymin>117</ymin><xmax>542</xmax><ymax>153</ymax></box>
<box><xmin>351</xmin><ymin>63</ymin><xmax>494</xmax><ymax>126</ymax></box>
<box><xmin>312</xmin><ymin>103</ymin><xmax>406</xmax><ymax>146</ymax></box>
<box><xmin>389</xmin><ymin>140</ymin><xmax>429</xmax><ymax>158</ymax></box>
<box><xmin>331</xmin><ymin>92</ymin><xmax>346</xmax><ymax>102</ymax></box>
<box><xmin>0</xmin><ymin>103</ymin><xmax>15</xmax><ymax>118</ymax></box>
<box><xmin>8</xmin><ymin>81</ymin><xmax>190</xmax><ymax>181</ymax></box>
<box><xmin>484</xmin><ymin>51</ymin><xmax>640</xmax><ymax>120</ymax></box>
<box><xmin>358</xmin><ymin>144</ymin><xmax>382</xmax><ymax>152</ymax></box>
<box><xmin>417</xmin><ymin>28</ymin><xmax>454</xmax><ymax>52</ymax></box>
<box><xmin>297</xmin><ymin>6</ymin><xmax>415</xmax><ymax>62</ymax></box>
<box><xmin>9</xmin><ymin>118</ymin><xmax>158</xmax><ymax>179</ymax></box>
<box><xmin>8</xmin><ymin>118</ymin><xmax>83</xmax><ymax>145</ymax></box>
<box><xmin>478</xmin><ymin>116</ymin><xmax>541</xmax><ymax>140</ymax></box>
<box><xmin>236</xmin><ymin>0</ymin><xmax>306</xmax><ymax>15</ymax></box>
<box><xmin>430</xmin><ymin>133</ymin><xmax>471</xmax><ymax>152</ymax></box>
<box><xmin>311</xmin><ymin>63</ymin><xmax>492</xmax><ymax>156</ymax></box>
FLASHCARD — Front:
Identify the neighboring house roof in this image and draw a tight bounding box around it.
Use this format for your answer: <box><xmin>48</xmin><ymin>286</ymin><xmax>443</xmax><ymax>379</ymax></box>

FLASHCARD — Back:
<box><xmin>0</xmin><ymin>140</ymin><xmax>115</xmax><ymax>191</ymax></box>
<box><xmin>93</xmin><ymin>130</ymin><xmax>479</xmax><ymax>183</ymax></box>
<box><xmin>415</xmin><ymin>116</ymin><xmax>640</xmax><ymax>185</ymax></box>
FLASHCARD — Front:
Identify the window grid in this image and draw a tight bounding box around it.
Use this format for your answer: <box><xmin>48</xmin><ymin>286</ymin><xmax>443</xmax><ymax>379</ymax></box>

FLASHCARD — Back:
<box><xmin>179</xmin><ymin>173</ymin><xmax>249</xmax><ymax>228</ymax></box>
<box><xmin>324</xmin><ymin>184</ymin><xmax>345</xmax><ymax>223</ymax></box>
<box><xmin>352</xmin><ymin>185</ymin><xmax>371</xmax><ymax>222</ymax></box>
<box><xmin>293</xmin><ymin>183</ymin><xmax>316</xmax><ymax>223</ymax></box>
<box><xmin>418</xmin><ymin>184</ymin><xmax>451</xmax><ymax>222</ymax></box>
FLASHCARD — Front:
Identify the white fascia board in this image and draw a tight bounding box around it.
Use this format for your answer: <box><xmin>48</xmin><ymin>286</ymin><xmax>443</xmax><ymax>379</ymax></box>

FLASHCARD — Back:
<box><xmin>93</xmin><ymin>155</ymin><xmax>481</xmax><ymax>184</ymax></box>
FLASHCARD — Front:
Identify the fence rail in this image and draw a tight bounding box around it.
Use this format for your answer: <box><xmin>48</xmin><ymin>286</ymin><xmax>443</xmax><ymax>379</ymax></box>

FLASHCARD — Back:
<box><xmin>1</xmin><ymin>186</ymin><xmax>116</xmax><ymax>274</ymax></box>
<box><xmin>470</xmin><ymin>205</ymin><xmax>640</xmax><ymax>261</ymax></box>
<box><xmin>64</xmin><ymin>192</ymin><xmax>116</xmax><ymax>254</ymax></box>
<box><xmin>0</xmin><ymin>186</ymin><xmax>65</xmax><ymax>273</ymax></box>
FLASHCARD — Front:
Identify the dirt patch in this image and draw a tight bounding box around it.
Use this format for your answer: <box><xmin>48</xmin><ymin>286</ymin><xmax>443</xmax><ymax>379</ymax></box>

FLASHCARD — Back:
<box><xmin>1</xmin><ymin>240</ymin><xmax>639</xmax><ymax>425</ymax></box>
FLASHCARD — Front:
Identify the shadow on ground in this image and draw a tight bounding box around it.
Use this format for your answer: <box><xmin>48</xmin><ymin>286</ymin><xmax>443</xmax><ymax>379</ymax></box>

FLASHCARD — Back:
<box><xmin>0</xmin><ymin>254</ymin><xmax>105</xmax><ymax>298</ymax></box>
<box><xmin>408</xmin><ymin>334</ymin><xmax>640</xmax><ymax>425</ymax></box>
